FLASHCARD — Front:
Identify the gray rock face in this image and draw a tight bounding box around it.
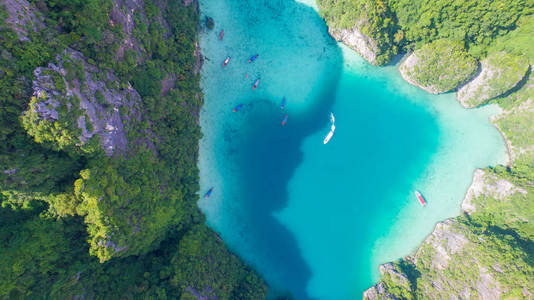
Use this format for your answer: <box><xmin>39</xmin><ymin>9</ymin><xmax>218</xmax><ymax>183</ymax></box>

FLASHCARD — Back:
<box><xmin>462</xmin><ymin>169</ymin><xmax>527</xmax><ymax>214</ymax></box>
<box><xmin>363</xmin><ymin>218</ymin><xmax>517</xmax><ymax>299</ymax></box>
<box><xmin>457</xmin><ymin>53</ymin><xmax>530</xmax><ymax>108</ymax></box>
<box><xmin>110</xmin><ymin>0</ymin><xmax>173</xmax><ymax>62</ymax></box>
<box><xmin>364</xmin><ymin>263</ymin><xmax>410</xmax><ymax>299</ymax></box>
<box><xmin>31</xmin><ymin>68</ymin><xmax>61</xmax><ymax>121</ymax></box>
<box><xmin>3</xmin><ymin>168</ymin><xmax>17</xmax><ymax>175</ymax></box>
<box><xmin>328</xmin><ymin>25</ymin><xmax>379</xmax><ymax>65</ymax></box>
<box><xmin>110</xmin><ymin>0</ymin><xmax>145</xmax><ymax>62</ymax></box>
<box><xmin>1</xmin><ymin>0</ymin><xmax>44</xmax><ymax>41</ymax></box>
<box><xmin>398</xmin><ymin>41</ymin><xmax>478</xmax><ymax>95</ymax></box>
<box><xmin>414</xmin><ymin>220</ymin><xmax>468</xmax><ymax>270</ymax></box>
<box><xmin>363</xmin><ymin>281</ymin><xmax>392</xmax><ymax>300</ymax></box>
<box><xmin>398</xmin><ymin>52</ymin><xmax>442</xmax><ymax>94</ymax></box>
<box><xmin>30</xmin><ymin>48</ymin><xmax>153</xmax><ymax>156</ymax></box>
<box><xmin>184</xmin><ymin>286</ymin><xmax>217</xmax><ymax>300</ymax></box>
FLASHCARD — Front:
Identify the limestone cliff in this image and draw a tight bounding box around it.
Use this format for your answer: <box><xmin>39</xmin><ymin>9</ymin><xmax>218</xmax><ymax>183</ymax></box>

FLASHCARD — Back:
<box><xmin>398</xmin><ymin>39</ymin><xmax>478</xmax><ymax>94</ymax></box>
<box><xmin>23</xmin><ymin>48</ymin><xmax>153</xmax><ymax>156</ymax></box>
<box><xmin>457</xmin><ymin>52</ymin><xmax>530</xmax><ymax>108</ymax></box>
<box><xmin>317</xmin><ymin>0</ymin><xmax>398</xmax><ymax>66</ymax></box>
<box><xmin>1</xmin><ymin>0</ymin><xmax>44</xmax><ymax>41</ymax></box>
<box><xmin>327</xmin><ymin>25</ymin><xmax>380</xmax><ymax>65</ymax></box>
<box><xmin>364</xmin><ymin>75</ymin><xmax>534</xmax><ymax>299</ymax></box>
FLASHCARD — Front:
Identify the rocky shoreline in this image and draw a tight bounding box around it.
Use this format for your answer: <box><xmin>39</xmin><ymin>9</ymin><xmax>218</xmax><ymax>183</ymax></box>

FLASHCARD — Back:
<box><xmin>363</xmin><ymin>165</ymin><xmax>531</xmax><ymax>299</ymax></box>
<box><xmin>319</xmin><ymin>14</ymin><xmax>533</xmax><ymax>299</ymax></box>
<box><xmin>327</xmin><ymin>25</ymin><xmax>379</xmax><ymax>66</ymax></box>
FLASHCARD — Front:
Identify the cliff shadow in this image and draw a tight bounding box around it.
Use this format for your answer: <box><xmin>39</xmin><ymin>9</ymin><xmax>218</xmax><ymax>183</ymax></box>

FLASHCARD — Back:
<box><xmin>211</xmin><ymin>1</ymin><xmax>345</xmax><ymax>299</ymax></box>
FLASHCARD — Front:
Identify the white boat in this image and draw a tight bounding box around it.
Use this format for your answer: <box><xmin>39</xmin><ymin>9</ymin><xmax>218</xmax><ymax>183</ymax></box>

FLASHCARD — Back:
<box><xmin>323</xmin><ymin>113</ymin><xmax>335</xmax><ymax>144</ymax></box>
<box><xmin>323</xmin><ymin>130</ymin><xmax>334</xmax><ymax>144</ymax></box>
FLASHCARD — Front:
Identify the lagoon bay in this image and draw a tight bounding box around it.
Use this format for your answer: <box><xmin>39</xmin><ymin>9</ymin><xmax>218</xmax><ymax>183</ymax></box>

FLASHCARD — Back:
<box><xmin>197</xmin><ymin>0</ymin><xmax>508</xmax><ymax>299</ymax></box>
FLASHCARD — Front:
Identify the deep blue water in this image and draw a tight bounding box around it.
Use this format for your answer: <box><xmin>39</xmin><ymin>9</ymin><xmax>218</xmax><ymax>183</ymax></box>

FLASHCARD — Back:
<box><xmin>197</xmin><ymin>1</ymin><xmax>507</xmax><ymax>299</ymax></box>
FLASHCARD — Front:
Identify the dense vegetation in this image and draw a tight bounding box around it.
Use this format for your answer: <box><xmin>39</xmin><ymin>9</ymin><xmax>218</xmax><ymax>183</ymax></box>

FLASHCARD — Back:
<box><xmin>365</xmin><ymin>74</ymin><xmax>534</xmax><ymax>297</ymax></box>
<box><xmin>318</xmin><ymin>0</ymin><xmax>399</xmax><ymax>65</ymax></box>
<box><xmin>399</xmin><ymin>39</ymin><xmax>478</xmax><ymax>93</ymax></box>
<box><xmin>0</xmin><ymin>0</ymin><xmax>266</xmax><ymax>298</ymax></box>
<box><xmin>318</xmin><ymin>0</ymin><xmax>534</xmax><ymax>297</ymax></box>
<box><xmin>458</xmin><ymin>51</ymin><xmax>530</xmax><ymax>107</ymax></box>
<box><xmin>318</xmin><ymin>0</ymin><xmax>534</xmax><ymax>65</ymax></box>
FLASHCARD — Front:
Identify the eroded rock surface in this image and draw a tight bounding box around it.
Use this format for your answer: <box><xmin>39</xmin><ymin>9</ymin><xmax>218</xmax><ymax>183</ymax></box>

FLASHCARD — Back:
<box><xmin>364</xmin><ymin>263</ymin><xmax>411</xmax><ymax>299</ymax></box>
<box><xmin>28</xmin><ymin>48</ymin><xmax>154</xmax><ymax>155</ymax></box>
<box><xmin>399</xmin><ymin>40</ymin><xmax>478</xmax><ymax>94</ymax></box>
<box><xmin>462</xmin><ymin>169</ymin><xmax>527</xmax><ymax>214</ymax></box>
<box><xmin>457</xmin><ymin>52</ymin><xmax>530</xmax><ymax>108</ymax></box>
<box><xmin>328</xmin><ymin>25</ymin><xmax>379</xmax><ymax>65</ymax></box>
<box><xmin>1</xmin><ymin>0</ymin><xmax>44</xmax><ymax>41</ymax></box>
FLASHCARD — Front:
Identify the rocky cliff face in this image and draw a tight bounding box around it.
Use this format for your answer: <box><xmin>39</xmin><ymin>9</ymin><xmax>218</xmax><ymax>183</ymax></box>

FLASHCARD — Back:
<box><xmin>398</xmin><ymin>40</ymin><xmax>478</xmax><ymax>94</ymax></box>
<box><xmin>462</xmin><ymin>169</ymin><xmax>527</xmax><ymax>214</ymax></box>
<box><xmin>457</xmin><ymin>52</ymin><xmax>530</xmax><ymax>108</ymax></box>
<box><xmin>1</xmin><ymin>0</ymin><xmax>44</xmax><ymax>41</ymax></box>
<box><xmin>363</xmin><ymin>217</ymin><xmax>531</xmax><ymax>299</ymax></box>
<box><xmin>317</xmin><ymin>0</ymin><xmax>398</xmax><ymax>66</ymax></box>
<box><xmin>365</xmin><ymin>70</ymin><xmax>534</xmax><ymax>300</ymax></box>
<box><xmin>24</xmin><ymin>48</ymin><xmax>153</xmax><ymax>156</ymax></box>
<box><xmin>365</xmin><ymin>169</ymin><xmax>532</xmax><ymax>299</ymax></box>
<box><xmin>398</xmin><ymin>52</ymin><xmax>440</xmax><ymax>93</ymax></box>
<box><xmin>363</xmin><ymin>263</ymin><xmax>412</xmax><ymax>299</ymax></box>
<box><xmin>328</xmin><ymin>25</ymin><xmax>379</xmax><ymax>65</ymax></box>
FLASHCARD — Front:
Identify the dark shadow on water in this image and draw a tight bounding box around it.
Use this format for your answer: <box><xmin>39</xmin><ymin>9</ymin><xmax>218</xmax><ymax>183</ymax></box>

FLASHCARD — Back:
<box><xmin>203</xmin><ymin>1</ymin><xmax>342</xmax><ymax>299</ymax></box>
<box><xmin>219</xmin><ymin>3</ymin><xmax>344</xmax><ymax>299</ymax></box>
<box><xmin>229</xmin><ymin>84</ymin><xmax>341</xmax><ymax>300</ymax></box>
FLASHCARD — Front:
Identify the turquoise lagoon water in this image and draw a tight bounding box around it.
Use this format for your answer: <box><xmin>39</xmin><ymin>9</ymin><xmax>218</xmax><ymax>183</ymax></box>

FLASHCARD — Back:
<box><xmin>197</xmin><ymin>1</ymin><xmax>508</xmax><ymax>299</ymax></box>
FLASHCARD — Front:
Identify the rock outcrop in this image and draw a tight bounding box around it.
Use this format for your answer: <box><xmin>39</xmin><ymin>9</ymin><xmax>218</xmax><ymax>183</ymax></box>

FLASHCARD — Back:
<box><xmin>364</xmin><ymin>219</ymin><xmax>504</xmax><ymax>299</ymax></box>
<box><xmin>457</xmin><ymin>52</ymin><xmax>530</xmax><ymax>108</ymax></box>
<box><xmin>1</xmin><ymin>0</ymin><xmax>44</xmax><ymax>41</ymax></box>
<box><xmin>399</xmin><ymin>39</ymin><xmax>478</xmax><ymax>94</ymax></box>
<box><xmin>364</xmin><ymin>263</ymin><xmax>411</xmax><ymax>299</ymax></box>
<box><xmin>462</xmin><ymin>169</ymin><xmax>527</xmax><ymax>214</ymax></box>
<box><xmin>399</xmin><ymin>39</ymin><xmax>477</xmax><ymax>94</ymax></box>
<box><xmin>110</xmin><ymin>0</ymin><xmax>146</xmax><ymax>62</ymax></box>
<box><xmin>398</xmin><ymin>52</ymin><xmax>438</xmax><ymax>93</ymax></box>
<box><xmin>317</xmin><ymin>0</ymin><xmax>400</xmax><ymax>65</ymax></box>
<box><xmin>328</xmin><ymin>25</ymin><xmax>379</xmax><ymax>65</ymax></box>
<box><xmin>365</xmin><ymin>170</ymin><xmax>532</xmax><ymax>299</ymax></box>
<box><xmin>25</xmin><ymin>48</ymin><xmax>153</xmax><ymax>156</ymax></box>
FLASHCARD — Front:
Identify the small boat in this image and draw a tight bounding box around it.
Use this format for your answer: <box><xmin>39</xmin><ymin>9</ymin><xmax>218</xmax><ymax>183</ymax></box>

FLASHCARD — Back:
<box><xmin>248</xmin><ymin>54</ymin><xmax>259</xmax><ymax>63</ymax></box>
<box><xmin>222</xmin><ymin>56</ymin><xmax>231</xmax><ymax>67</ymax></box>
<box><xmin>232</xmin><ymin>104</ymin><xmax>243</xmax><ymax>112</ymax></box>
<box><xmin>281</xmin><ymin>97</ymin><xmax>286</xmax><ymax>109</ymax></box>
<box><xmin>282</xmin><ymin>114</ymin><xmax>288</xmax><ymax>126</ymax></box>
<box><xmin>219</xmin><ymin>30</ymin><xmax>224</xmax><ymax>40</ymax></box>
<box><xmin>323</xmin><ymin>125</ymin><xmax>335</xmax><ymax>144</ymax></box>
<box><xmin>252</xmin><ymin>79</ymin><xmax>260</xmax><ymax>90</ymax></box>
<box><xmin>204</xmin><ymin>187</ymin><xmax>214</xmax><ymax>199</ymax></box>
<box><xmin>323</xmin><ymin>112</ymin><xmax>336</xmax><ymax>144</ymax></box>
<box><xmin>415</xmin><ymin>190</ymin><xmax>427</xmax><ymax>206</ymax></box>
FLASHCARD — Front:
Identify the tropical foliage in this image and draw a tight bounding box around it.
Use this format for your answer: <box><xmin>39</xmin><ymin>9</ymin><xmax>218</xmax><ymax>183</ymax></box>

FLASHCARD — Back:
<box><xmin>319</xmin><ymin>0</ymin><xmax>534</xmax><ymax>297</ymax></box>
<box><xmin>318</xmin><ymin>0</ymin><xmax>534</xmax><ymax>65</ymax></box>
<box><xmin>400</xmin><ymin>39</ymin><xmax>478</xmax><ymax>93</ymax></box>
<box><xmin>0</xmin><ymin>0</ymin><xmax>266</xmax><ymax>298</ymax></box>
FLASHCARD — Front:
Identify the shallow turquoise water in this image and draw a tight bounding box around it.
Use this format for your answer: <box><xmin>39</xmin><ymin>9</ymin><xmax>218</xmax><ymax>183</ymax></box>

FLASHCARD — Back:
<box><xmin>197</xmin><ymin>1</ymin><xmax>508</xmax><ymax>299</ymax></box>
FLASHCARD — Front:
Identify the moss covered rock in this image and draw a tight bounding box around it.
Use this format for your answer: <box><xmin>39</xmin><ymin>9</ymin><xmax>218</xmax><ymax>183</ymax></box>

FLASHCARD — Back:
<box><xmin>399</xmin><ymin>39</ymin><xmax>478</xmax><ymax>94</ymax></box>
